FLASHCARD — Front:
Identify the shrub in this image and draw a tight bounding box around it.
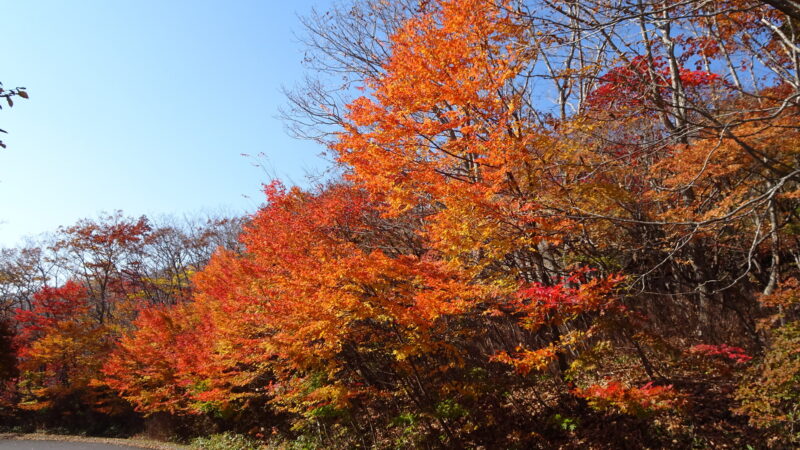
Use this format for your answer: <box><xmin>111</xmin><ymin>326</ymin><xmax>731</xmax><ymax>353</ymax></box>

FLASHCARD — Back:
<box><xmin>736</xmin><ymin>321</ymin><xmax>800</xmax><ymax>445</ymax></box>
<box><xmin>190</xmin><ymin>432</ymin><xmax>263</xmax><ymax>450</ymax></box>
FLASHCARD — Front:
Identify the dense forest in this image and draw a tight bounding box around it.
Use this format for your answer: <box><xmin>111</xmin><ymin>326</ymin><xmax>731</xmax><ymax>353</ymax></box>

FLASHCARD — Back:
<box><xmin>2</xmin><ymin>0</ymin><xmax>800</xmax><ymax>448</ymax></box>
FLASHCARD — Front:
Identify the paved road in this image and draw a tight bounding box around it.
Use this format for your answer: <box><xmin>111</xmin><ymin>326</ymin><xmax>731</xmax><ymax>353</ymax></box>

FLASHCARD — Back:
<box><xmin>0</xmin><ymin>441</ymin><xmax>144</xmax><ymax>449</ymax></box>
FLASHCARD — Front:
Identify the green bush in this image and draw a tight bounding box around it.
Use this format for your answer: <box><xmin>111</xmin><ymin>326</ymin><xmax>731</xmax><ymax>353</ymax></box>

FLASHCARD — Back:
<box><xmin>190</xmin><ymin>432</ymin><xmax>263</xmax><ymax>450</ymax></box>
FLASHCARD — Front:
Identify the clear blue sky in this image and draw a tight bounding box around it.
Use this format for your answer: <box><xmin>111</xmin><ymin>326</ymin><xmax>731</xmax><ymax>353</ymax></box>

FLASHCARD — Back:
<box><xmin>0</xmin><ymin>0</ymin><xmax>331</xmax><ymax>246</ymax></box>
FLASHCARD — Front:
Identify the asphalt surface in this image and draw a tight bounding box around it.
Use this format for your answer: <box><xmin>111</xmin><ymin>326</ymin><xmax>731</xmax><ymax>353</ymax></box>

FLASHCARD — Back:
<box><xmin>0</xmin><ymin>441</ymin><xmax>144</xmax><ymax>450</ymax></box>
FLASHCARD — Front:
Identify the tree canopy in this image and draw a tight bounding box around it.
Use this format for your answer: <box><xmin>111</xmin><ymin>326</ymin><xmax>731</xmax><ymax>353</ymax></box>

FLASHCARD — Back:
<box><xmin>3</xmin><ymin>0</ymin><xmax>800</xmax><ymax>447</ymax></box>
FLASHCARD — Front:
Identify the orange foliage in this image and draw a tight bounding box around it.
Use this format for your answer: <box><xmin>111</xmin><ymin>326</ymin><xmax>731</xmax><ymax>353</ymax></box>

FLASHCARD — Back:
<box><xmin>14</xmin><ymin>282</ymin><xmax>113</xmax><ymax>409</ymax></box>
<box><xmin>8</xmin><ymin>0</ymin><xmax>800</xmax><ymax>446</ymax></box>
<box><xmin>575</xmin><ymin>380</ymin><xmax>684</xmax><ymax>416</ymax></box>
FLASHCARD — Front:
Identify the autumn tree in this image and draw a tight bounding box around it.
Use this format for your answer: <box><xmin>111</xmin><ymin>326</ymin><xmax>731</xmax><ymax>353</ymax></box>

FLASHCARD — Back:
<box><xmin>14</xmin><ymin>281</ymin><xmax>112</xmax><ymax>410</ymax></box>
<box><xmin>0</xmin><ymin>212</ymin><xmax>243</xmax><ymax>433</ymax></box>
<box><xmin>0</xmin><ymin>318</ymin><xmax>17</xmax><ymax>410</ymax></box>
<box><xmin>89</xmin><ymin>0</ymin><xmax>800</xmax><ymax>444</ymax></box>
<box><xmin>276</xmin><ymin>0</ymin><xmax>800</xmax><ymax>445</ymax></box>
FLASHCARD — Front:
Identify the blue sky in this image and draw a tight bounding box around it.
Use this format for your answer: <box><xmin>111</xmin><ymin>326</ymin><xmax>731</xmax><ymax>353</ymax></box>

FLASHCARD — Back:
<box><xmin>0</xmin><ymin>0</ymin><xmax>331</xmax><ymax>246</ymax></box>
